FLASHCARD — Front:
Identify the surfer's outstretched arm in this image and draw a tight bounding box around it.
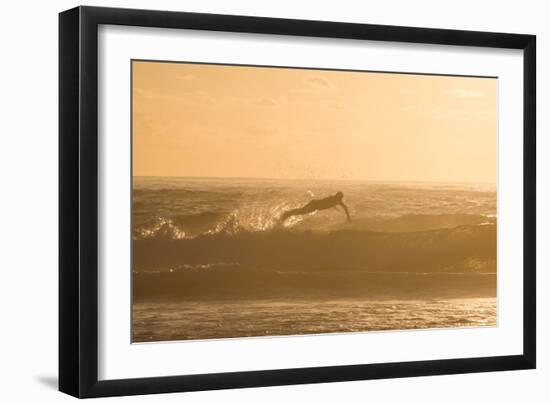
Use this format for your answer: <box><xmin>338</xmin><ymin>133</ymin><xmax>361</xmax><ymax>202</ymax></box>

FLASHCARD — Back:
<box><xmin>339</xmin><ymin>202</ymin><xmax>352</xmax><ymax>222</ymax></box>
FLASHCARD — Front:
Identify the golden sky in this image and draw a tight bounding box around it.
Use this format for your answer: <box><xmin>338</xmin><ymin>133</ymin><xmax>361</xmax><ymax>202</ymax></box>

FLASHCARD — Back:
<box><xmin>132</xmin><ymin>61</ymin><xmax>497</xmax><ymax>184</ymax></box>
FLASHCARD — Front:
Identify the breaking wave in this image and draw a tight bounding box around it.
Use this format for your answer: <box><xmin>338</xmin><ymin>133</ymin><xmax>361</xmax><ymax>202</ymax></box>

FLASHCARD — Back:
<box><xmin>134</xmin><ymin>223</ymin><xmax>496</xmax><ymax>271</ymax></box>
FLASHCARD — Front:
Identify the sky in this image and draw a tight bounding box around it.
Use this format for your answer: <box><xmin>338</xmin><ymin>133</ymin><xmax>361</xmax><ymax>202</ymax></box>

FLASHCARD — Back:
<box><xmin>132</xmin><ymin>61</ymin><xmax>497</xmax><ymax>184</ymax></box>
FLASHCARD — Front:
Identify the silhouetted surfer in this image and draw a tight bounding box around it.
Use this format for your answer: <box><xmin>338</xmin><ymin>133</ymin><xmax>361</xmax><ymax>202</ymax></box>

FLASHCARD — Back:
<box><xmin>281</xmin><ymin>191</ymin><xmax>351</xmax><ymax>223</ymax></box>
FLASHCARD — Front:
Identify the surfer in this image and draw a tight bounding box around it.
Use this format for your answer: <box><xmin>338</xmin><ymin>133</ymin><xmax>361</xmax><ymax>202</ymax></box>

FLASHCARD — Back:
<box><xmin>280</xmin><ymin>191</ymin><xmax>351</xmax><ymax>223</ymax></box>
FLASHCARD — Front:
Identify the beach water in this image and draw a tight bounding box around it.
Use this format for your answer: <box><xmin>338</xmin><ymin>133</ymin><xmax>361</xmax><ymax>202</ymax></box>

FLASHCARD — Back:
<box><xmin>132</xmin><ymin>177</ymin><xmax>497</xmax><ymax>342</ymax></box>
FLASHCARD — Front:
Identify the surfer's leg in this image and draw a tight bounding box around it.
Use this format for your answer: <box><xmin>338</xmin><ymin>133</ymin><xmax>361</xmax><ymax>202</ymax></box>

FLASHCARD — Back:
<box><xmin>281</xmin><ymin>208</ymin><xmax>300</xmax><ymax>221</ymax></box>
<box><xmin>281</xmin><ymin>205</ymin><xmax>310</xmax><ymax>222</ymax></box>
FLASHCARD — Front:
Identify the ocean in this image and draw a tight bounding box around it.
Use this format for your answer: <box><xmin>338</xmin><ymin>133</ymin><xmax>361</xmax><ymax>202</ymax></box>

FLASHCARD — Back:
<box><xmin>132</xmin><ymin>176</ymin><xmax>497</xmax><ymax>342</ymax></box>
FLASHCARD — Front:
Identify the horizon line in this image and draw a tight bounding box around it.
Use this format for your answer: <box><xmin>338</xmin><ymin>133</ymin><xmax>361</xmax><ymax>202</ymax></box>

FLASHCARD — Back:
<box><xmin>132</xmin><ymin>175</ymin><xmax>496</xmax><ymax>186</ymax></box>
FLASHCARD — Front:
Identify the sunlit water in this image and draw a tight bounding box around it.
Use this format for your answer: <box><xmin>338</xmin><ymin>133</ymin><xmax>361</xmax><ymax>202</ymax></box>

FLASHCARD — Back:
<box><xmin>133</xmin><ymin>298</ymin><xmax>496</xmax><ymax>342</ymax></box>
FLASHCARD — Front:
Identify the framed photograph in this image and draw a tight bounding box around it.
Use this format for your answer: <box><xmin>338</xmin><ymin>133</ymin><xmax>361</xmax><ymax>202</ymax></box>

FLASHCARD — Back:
<box><xmin>59</xmin><ymin>6</ymin><xmax>536</xmax><ymax>398</ymax></box>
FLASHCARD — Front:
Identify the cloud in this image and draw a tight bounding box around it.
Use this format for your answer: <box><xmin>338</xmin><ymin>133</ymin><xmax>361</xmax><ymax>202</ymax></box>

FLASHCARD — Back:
<box><xmin>305</xmin><ymin>75</ymin><xmax>334</xmax><ymax>90</ymax></box>
<box><xmin>256</xmin><ymin>97</ymin><xmax>279</xmax><ymax>107</ymax></box>
<box><xmin>293</xmin><ymin>75</ymin><xmax>337</xmax><ymax>94</ymax></box>
<box><xmin>444</xmin><ymin>88</ymin><xmax>486</xmax><ymax>98</ymax></box>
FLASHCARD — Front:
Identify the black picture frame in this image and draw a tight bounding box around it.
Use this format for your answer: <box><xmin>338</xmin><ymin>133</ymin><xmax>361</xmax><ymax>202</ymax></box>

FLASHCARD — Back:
<box><xmin>59</xmin><ymin>5</ymin><xmax>536</xmax><ymax>398</ymax></box>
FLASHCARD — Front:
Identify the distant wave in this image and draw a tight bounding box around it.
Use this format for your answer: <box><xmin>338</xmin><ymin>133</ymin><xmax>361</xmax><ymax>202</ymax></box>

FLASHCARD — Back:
<box><xmin>133</xmin><ymin>188</ymin><xmax>244</xmax><ymax>200</ymax></box>
<box><xmin>341</xmin><ymin>213</ymin><xmax>495</xmax><ymax>233</ymax></box>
